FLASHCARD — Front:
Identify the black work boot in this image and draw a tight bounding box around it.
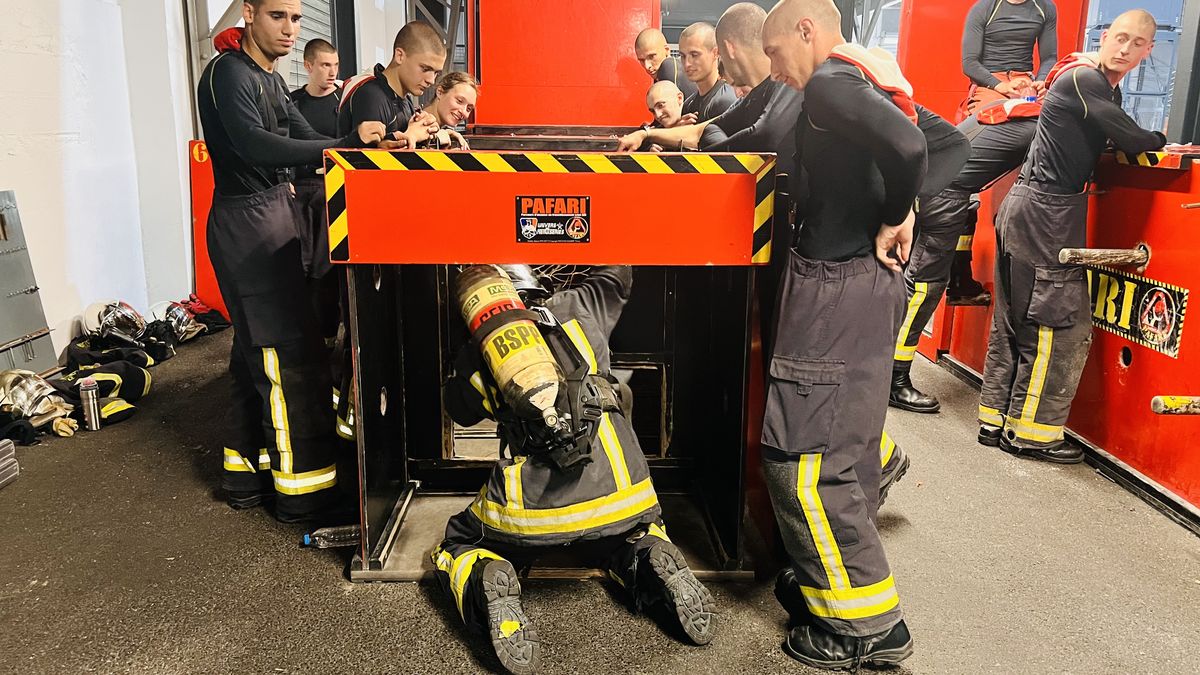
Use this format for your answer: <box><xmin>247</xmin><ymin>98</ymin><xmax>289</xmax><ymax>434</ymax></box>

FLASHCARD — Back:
<box><xmin>479</xmin><ymin>559</ymin><xmax>541</xmax><ymax>675</ymax></box>
<box><xmin>784</xmin><ymin>620</ymin><xmax>914</xmax><ymax>670</ymax></box>
<box><xmin>977</xmin><ymin>424</ymin><xmax>1002</xmax><ymax>447</ymax></box>
<box><xmin>878</xmin><ymin>444</ymin><xmax>911</xmax><ymax>508</ymax></box>
<box><xmin>222</xmin><ymin>473</ymin><xmax>274</xmax><ymax>510</ymax></box>
<box><xmin>946</xmin><ymin>252</ymin><xmax>991</xmax><ymax>306</ymax></box>
<box><xmin>639</xmin><ymin>537</ymin><xmax>717</xmax><ymax>645</ymax></box>
<box><xmin>889</xmin><ymin>361</ymin><xmax>940</xmax><ymax>413</ymax></box>
<box><xmin>774</xmin><ymin>568</ymin><xmax>813</xmax><ymax>627</ymax></box>
<box><xmin>999</xmin><ymin>434</ymin><xmax>1085</xmax><ymax>464</ymax></box>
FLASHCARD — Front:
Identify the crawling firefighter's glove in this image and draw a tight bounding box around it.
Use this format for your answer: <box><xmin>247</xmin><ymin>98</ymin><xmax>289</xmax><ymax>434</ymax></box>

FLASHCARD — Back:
<box><xmin>52</xmin><ymin>417</ymin><xmax>78</xmax><ymax>437</ymax></box>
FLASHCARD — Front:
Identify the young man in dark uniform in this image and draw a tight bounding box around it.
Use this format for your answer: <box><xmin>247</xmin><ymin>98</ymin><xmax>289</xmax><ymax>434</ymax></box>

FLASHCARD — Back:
<box><xmin>197</xmin><ymin>0</ymin><xmax>389</xmax><ymax>522</ymax></box>
<box><xmin>962</xmin><ymin>0</ymin><xmax>1059</xmax><ymax>107</ymax></box>
<box><xmin>890</xmin><ymin>51</ymin><xmax>1100</xmax><ymax>414</ymax></box>
<box><xmin>337</xmin><ymin>21</ymin><xmax>444</xmax><ymax>145</ymax></box>
<box><xmin>758</xmin><ymin>0</ymin><xmax>929</xmax><ymax>668</ymax></box>
<box><xmin>678</xmin><ymin>22</ymin><xmax>737</xmax><ymax>122</ymax></box>
<box><xmin>289</xmin><ymin>38</ymin><xmax>342</xmax><ymax>344</ymax></box>
<box><xmin>634</xmin><ymin>27</ymin><xmax>699</xmax><ymax>99</ymax></box>
<box><xmin>979</xmin><ymin>10</ymin><xmax>1165</xmax><ymax>462</ymax></box>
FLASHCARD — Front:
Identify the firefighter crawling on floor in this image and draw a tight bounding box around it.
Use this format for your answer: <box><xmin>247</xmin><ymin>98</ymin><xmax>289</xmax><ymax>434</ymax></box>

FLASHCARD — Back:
<box><xmin>431</xmin><ymin>264</ymin><xmax>716</xmax><ymax>675</ymax></box>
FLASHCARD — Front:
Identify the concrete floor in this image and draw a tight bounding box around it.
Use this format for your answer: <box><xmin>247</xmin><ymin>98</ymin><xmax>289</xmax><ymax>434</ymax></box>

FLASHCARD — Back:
<box><xmin>1</xmin><ymin>332</ymin><xmax>1199</xmax><ymax>674</ymax></box>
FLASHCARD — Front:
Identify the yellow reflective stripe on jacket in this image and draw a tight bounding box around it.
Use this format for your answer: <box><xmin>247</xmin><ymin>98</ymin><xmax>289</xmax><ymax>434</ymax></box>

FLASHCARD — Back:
<box><xmin>879</xmin><ymin>432</ymin><xmax>896</xmax><ymax>467</ymax></box>
<box><xmin>470</xmin><ymin>477</ymin><xmax>658</xmax><ymax>536</ymax></box>
<box><xmin>801</xmin><ymin>574</ymin><xmax>900</xmax><ymax>620</ymax></box>
<box><xmin>262</xmin><ymin>348</ymin><xmax>294</xmax><ymax>474</ymax></box>
<box><xmin>503</xmin><ymin>457</ymin><xmax>526</xmax><ymax>509</ymax></box>
<box><xmin>469</xmin><ymin>371</ymin><xmax>495</xmax><ymax>414</ymax></box>
<box><xmin>100</xmin><ymin>399</ymin><xmax>134</xmax><ymax>417</ymax></box>
<box><xmin>561</xmin><ymin>320</ymin><xmax>597</xmax><ymax>374</ymax></box>
<box><xmin>560</xmin><ymin>319</ymin><xmax>631</xmax><ymax>489</ymax></box>
<box><xmin>797</xmin><ymin>454</ymin><xmax>852</xmax><ymax>590</ymax></box>
<box><xmin>89</xmin><ymin>372</ymin><xmax>124</xmax><ymax>398</ymax></box>
<box><xmin>432</xmin><ymin>546</ymin><xmax>505</xmax><ymax>617</ymax></box>
<box><xmin>272</xmin><ymin>464</ymin><xmax>336</xmax><ymax>495</ymax></box>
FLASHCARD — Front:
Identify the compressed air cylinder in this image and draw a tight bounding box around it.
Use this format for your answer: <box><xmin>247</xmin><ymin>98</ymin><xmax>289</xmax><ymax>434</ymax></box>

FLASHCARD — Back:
<box><xmin>456</xmin><ymin>266</ymin><xmax>563</xmax><ymax>425</ymax></box>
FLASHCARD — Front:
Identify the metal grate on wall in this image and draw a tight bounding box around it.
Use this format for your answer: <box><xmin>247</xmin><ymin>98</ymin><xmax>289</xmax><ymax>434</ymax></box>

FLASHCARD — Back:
<box><xmin>284</xmin><ymin>0</ymin><xmax>336</xmax><ymax>91</ymax></box>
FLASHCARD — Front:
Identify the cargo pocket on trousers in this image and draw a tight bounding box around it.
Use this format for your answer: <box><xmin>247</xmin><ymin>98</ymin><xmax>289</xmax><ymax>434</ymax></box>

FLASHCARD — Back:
<box><xmin>1028</xmin><ymin>266</ymin><xmax>1088</xmax><ymax>329</ymax></box>
<box><xmin>240</xmin><ymin>289</ymin><xmax>308</xmax><ymax>347</ymax></box>
<box><xmin>762</xmin><ymin>356</ymin><xmax>845</xmax><ymax>455</ymax></box>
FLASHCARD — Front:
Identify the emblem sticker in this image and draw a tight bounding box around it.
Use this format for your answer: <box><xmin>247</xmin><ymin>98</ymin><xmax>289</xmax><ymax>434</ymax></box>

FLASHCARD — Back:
<box><xmin>1087</xmin><ymin>266</ymin><xmax>1189</xmax><ymax>358</ymax></box>
<box><xmin>516</xmin><ymin>196</ymin><xmax>591</xmax><ymax>243</ymax></box>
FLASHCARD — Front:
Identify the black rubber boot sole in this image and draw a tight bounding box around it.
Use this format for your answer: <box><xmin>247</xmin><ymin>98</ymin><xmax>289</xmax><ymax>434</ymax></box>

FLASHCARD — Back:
<box><xmin>999</xmin><ymin>437</ymin><xmax>1084</xmax><ymax>464</ymax></box>
<box><xmin>645</xmin><ymin>541</ymin><xmax>717</xmax><ymax>645</ymax></box>
<box><xmin>782</xmin><ymin>635</ymin><xmax>915</xmax><ymax>670</ymax></box>
<box><xmin>878</xmin><ymin>448</ymin><xmax>910</xmax><ymax>508</ymax></box>
<box><xmin>481</xmin><ymin>560</ymin><xmax>541</xmax><ymax>675</ymax></box>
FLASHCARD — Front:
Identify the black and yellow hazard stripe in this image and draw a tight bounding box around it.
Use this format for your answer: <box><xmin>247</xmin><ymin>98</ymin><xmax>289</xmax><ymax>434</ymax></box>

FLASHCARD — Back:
<box><xmin>1114</xmin><ymin>150</ymin><xmax>1163</xmax><ymax>167</ymax></box>
<box><xmin>323</xmin><ymin>150</ymin><xmax>777</xmax><ymax>263</ymax></box>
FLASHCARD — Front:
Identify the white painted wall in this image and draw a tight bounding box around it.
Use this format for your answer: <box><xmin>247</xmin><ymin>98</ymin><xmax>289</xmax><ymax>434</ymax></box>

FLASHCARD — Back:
<box><xmin>0</xmin><ymin>0</ymin><xmax>193</xmax><ymax>355</ymax></box>
<box><xmin>354</xmin><ymin>0</ymin><xmax>408</xmax><ymax>74</ymax></box>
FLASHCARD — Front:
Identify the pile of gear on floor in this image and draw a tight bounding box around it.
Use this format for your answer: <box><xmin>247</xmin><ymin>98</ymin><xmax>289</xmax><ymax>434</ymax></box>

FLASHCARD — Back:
<box><xmin>0</xmin><ymin>295</ymin><xmax>228</xmax><ymax>446</ymax></box>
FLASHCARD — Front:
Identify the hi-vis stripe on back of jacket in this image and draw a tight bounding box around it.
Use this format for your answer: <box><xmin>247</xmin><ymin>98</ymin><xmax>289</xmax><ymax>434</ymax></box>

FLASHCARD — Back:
<box><xmin>323</xmin><ymin>149</ymin><xmax>777</xmax><ymax>265</ymax></box>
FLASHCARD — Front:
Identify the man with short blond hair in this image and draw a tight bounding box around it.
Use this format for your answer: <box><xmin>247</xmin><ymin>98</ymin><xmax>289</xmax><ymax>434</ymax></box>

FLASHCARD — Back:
<box><xmin>979</xmin><ymin>9</ymin><xmax>1166</xmax><ymax>461</ymax></box>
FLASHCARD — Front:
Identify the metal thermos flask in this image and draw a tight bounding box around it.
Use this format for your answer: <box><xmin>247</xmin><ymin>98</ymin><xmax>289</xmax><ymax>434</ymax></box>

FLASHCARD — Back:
<box><xmin>79</xmin><ymin>377</ymin><xmax>101</xmax><ymax>431</ymax></box>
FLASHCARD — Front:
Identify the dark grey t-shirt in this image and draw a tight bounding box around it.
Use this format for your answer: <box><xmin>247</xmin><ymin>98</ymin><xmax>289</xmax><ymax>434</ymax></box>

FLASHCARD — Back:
<box><xmin>962</xmin><ymin>0</ymin><xmax>1058</xmax><ymax>86</ymax></box>
<box><xmin>655</xmin><ymin>56</ymin><xmax>698</xmax><ymax>98</ymax></box>
<box><xmin>683</xmin><ymin>81</ymin><xmax>736</xmax><ymax>121</ymax></box>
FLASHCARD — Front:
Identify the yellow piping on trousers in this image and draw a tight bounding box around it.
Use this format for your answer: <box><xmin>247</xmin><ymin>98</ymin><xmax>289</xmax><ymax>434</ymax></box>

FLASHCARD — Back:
<box><xmin>262</xmin><ymin>348</ymin><xmax>293</xmax><ymax>474</ymax></box>
<box><xmin>894</xmin><ymin>282</ymin><xmax>928</xmax><ymax>361</ymax></box>
<box><xmin>797</xmin><ymin>454</ymin><xmax>851</xmax><ymax>590</ymax></box>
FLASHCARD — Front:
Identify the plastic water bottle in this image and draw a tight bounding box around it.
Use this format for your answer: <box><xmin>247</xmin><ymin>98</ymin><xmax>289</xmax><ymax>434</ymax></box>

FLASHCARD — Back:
<box><xmin>79</xmin><ymin>377</ymin><xmax>101</xmax><ymax>431</ymax></box>
<box><xmin>302</xmin><ymin>524</ymin><xmax>360</xmax><ymax>549</ymax></box>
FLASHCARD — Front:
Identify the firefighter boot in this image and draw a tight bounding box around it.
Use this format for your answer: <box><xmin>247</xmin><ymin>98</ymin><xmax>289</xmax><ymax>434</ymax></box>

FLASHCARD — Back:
<box><xmin>878</xmin><ymin>443</ymin><xmax>911</xmax><ymax>508</ymax></box>
<box><xmin>977</xmin><ymin>424</ymin><xmax>1002</xmax><ymax>447</ymax></box>
<box><xmin>784</xmin><ymin>620</ymin><xmax>914</xmax><ymax>670</ymax></box>
<box><xmin>774</xmin><ymin>568</ymin><xmax>814</xmax><ymax>628</ymax></box>
<box><xmin>479</xmin><ymin>559</ymin><xmax>541</xmax><ymax>675</ymax></box>
<box><xmin>999</xmin><ymin>434</ymin><xmax>1085</xmax><ymax>464</ymax></box>
<box><xmin>947</xmin><ymin>202</ymin><xmax>991</xmax><ymax>306</ymax></box>
<box><xmin>889</xmin><ymin>361</ymin><xmax>940</xmax><ymax>414</ymax></box>
<box><xmin>639</xmin><ymin>537</ymin><xmax>717</xmax><ymax>645</ymax></box>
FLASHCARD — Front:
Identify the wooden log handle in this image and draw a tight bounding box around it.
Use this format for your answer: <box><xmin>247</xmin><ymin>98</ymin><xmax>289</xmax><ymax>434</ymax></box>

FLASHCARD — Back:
<box><xmin>1151</xmin><ymin>396</ymin><xmax>1200</xmax><ymax>415</ymax></box>
<box><xmin>1058</xmin><ymin>247</ymin><xmax>1149</xmax><ymax>266</ymax></box>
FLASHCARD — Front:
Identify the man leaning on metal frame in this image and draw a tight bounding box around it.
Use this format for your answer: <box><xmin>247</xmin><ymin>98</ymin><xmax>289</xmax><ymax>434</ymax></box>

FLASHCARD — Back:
<box><xmin>978</xmin><ymin>9</ymin><xmax>1166</xmax><ymax>463</ymax></box>
<box><xmin>197</xmin><ymin>0</ymin><xmax>393</xmax><ymax>522</ymax></box>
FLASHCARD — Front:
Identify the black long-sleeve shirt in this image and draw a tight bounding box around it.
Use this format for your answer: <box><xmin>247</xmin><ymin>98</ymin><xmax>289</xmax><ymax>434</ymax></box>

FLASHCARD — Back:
<box><xmin>1021</xmin><ymin>66</ymin><xmax>1166</xmax><ymax>194</ymax></box>
<box><xmin>336</xmin><ymin>63</ymin><xmax>417</xmax><ymax>137</ymax></box>
<box><xmin>197</xmin><ymin>49</ymin><xmax>361</xmax><ymax>196</ymax></box>
<box><xmin>962</xmin><ymin>0</ymin><xmax>1058</xmax><ymax>87</ymax></box>
<box><xmin>792</xmin><ymin>59</ymin><xmax>928</xmax><ymax>261</ymax></box>
<box><xmin>700</xmin><ymin>77</ymin><xmax>804</xmax><ymax>182</ymax></box>
<box><xmin>289</xmin><ymin>86</ymin><xmax>341</xmax><ymax>178</ymax></box>
<box><xmin>917</xmin><ymin>106</ymin><xmax>971</xmax><ymax>197</ymax></box>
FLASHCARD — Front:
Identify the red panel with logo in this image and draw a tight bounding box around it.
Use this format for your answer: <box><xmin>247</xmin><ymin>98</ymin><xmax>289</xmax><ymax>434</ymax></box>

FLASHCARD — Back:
<box><xmin>471</xmin><ymin>0</ymin><xmax>659</xmax><ymax>127</ymax></box>
<box><xmin>188</xmin><ymin>140</ymin><xmax>227</xmax><ymax>318</ymax></box>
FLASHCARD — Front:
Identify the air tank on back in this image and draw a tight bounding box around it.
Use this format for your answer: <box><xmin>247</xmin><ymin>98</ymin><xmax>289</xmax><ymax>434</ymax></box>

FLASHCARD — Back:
<box><xmin>455</xmin><ymin>265</ymin><xmax>563</xmax><ymax>427</ymax></box>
